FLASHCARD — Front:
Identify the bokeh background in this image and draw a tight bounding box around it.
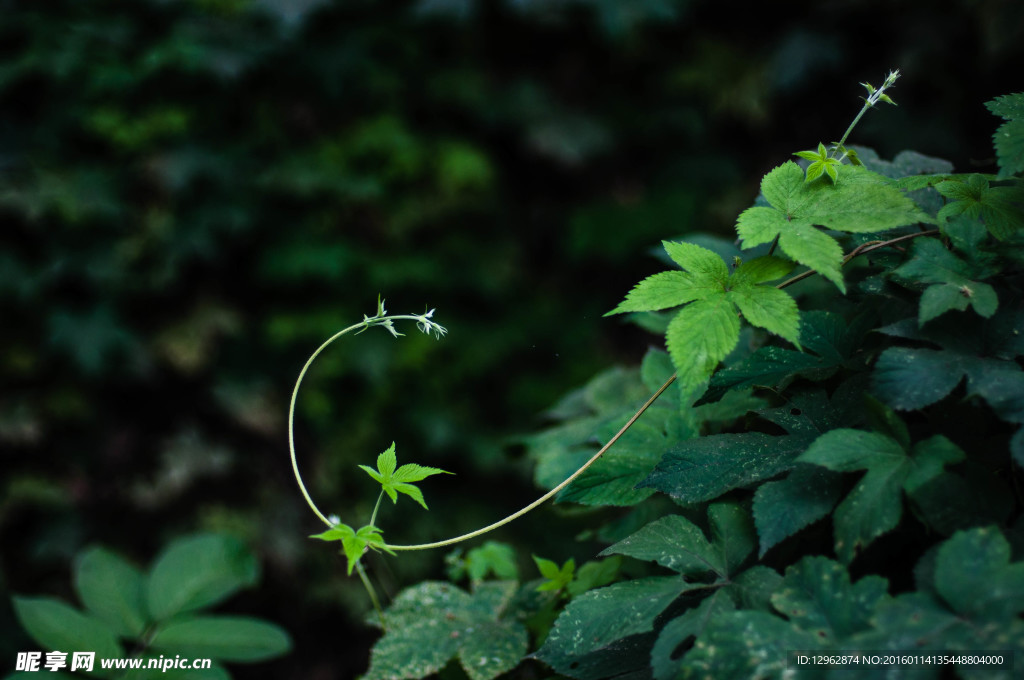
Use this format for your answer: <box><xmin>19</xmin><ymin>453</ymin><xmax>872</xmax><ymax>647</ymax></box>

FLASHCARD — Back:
<box><xmin>2</xmin><ymin>0</ymin><xmax>1022</xmax><ymax>677</ymax></box>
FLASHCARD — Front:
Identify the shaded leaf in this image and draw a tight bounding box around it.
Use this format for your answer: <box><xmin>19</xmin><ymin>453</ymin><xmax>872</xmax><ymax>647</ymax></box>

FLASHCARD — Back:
<box><xmin>150</xmin><ymin>616</ymin><xmax>292</xmax><ymax>662</ymax></box>
<box><xmin>146</xmin><ymin>534</ymin><xmax>258</xmax><ymax>620</ymax></box>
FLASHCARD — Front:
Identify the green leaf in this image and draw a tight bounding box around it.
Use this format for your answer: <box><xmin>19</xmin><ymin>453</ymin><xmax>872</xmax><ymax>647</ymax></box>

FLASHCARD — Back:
<box><xmin>534</xmin><ymin>556</ymin><xmax>575</xmax><ymax>592</ymax></box>
<box><xmin>726</xmin><ymin>284</ymin><xmax>801</xmax><ymax>347</ymax></box>
<box><xmin>73</xmin><ymin>546</ymin><xmax>148</xmax><ymax>637</ymax></box>
<box><xmin>736</xmin><ymin>161</ymin><xmax>929</xmax><ymax>290</ymax></box>
<box><xmin>934</xmin><ymin>527</ymin><xmax>1024</xmax><ymax>621</ymax></box>
<box><xmin>464</xmin><ymin>541</ymin><xmax>519</xmax><ymax>582</ymax></box>
<box><xmin>663</xmin><ymin>240</ymin><xmax>731</xmax><ymax>281</ymax></box>
<box><xmin>679</xmin><ymin>610</ymin><xmax>821</xmax><ymax>680</ymax></box>
<box><xmin>936</xmin><ymin>175</ymin><xmax>1024</xmax><ymax>240</ymax></box>
<box><xmin>12</xmin><ymin>596</ymin><xmax>123</xmax><ymax>661</ymax></box>
<box><xmin>358</xmin><ymin>442</ymin><xmax>452</xmax><ymax>509</ymax></box>
<box><xmin>798</xmin><ymin>429</ymin><xmax>907</xmax><ymax>562</ymax></box>
<box><xmin>150</xmin><ymin>616</ymin><xmax>292</xmax><ymax>662</ymax></box>
<box><xmin>605</xmin><ymin>271</ymin><xmax>706</xmax><ymax>314</ymax></box>
<box><xmin>567</xmin><ymin>557</ymin><xmax>622</xmax><ymax>598</ymax></box>
<box><xmin>146</xmin><ymin>534</ymin><xmax>258</xmax><ymax>621</ymax></box>
<box><xmin>365</xmin><ymin>581</ymin><xmax>527</xmax><ymax>680</ymax></box>
<box><xmin>891</xmin><ymin>237</ymin><xmax>1000</xmax><ymax>324</ymax></box>
<box><xmin>752</xmin><ymin>465</ymin><xmax>843</xmax><ymax>557</ymax></box>
<box><xmin>534</xmin><ymin>576</ymin><xmax>688</xmax><ymax>677</ymax></box>
<box><xmin>987</xmin><ymin>93</ymin><xmax>1024</xmax><ymax>177</ymax></box>
<box><xmin>651</xmin><ymin>593</ymin><xmax>735</xmax><ymax>680</ymax></box>
<box><xmin>666</xmin><ymin>294</ymin><xmax>740</xmax><ymax>391</ymax></box>
<box><xmin>639</xmin><ymin>431</ymin><xmax>812</xmax><ymax>505</ymax></box>
<box><xmin>557</xmin><ymin>416</ymin><xmax>675</xmax><ymax>506</ymax></box>
<box><xmin>872</xmin><ymin>344</ymin><xmax>1024</xmax><ymax>419</ymax></box>
<box><xmin>311</xmin><ymin>523</ymin><xmax>394</xmax><ymax>575</ymax></box>
<box><xmin>729</xmin><ymin>255</ymin><xmax>795</xmax><ymax>285</ymax></box>
<box><xmin>770</xmin><ymin>556</ymin><xmax>889</xmax><ymax>644</ymax></box>
<box><xmin>798</xmin><ymin>431</ymin><xmax>966</xmax><ymax>563</ymax></box>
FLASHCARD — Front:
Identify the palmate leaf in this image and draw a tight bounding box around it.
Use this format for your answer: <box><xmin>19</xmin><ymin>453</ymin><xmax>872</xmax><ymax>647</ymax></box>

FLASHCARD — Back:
<box><xmin>936</xmin><ymin>174</ymin><xmax>1024</xmax><ymax>240</ymax></box>
<box><xmin>679</xmin><ymin>556</ymin><xmax>890</xmax><ymax>679</ymax></box>
<box><xmin>608</xmin><ymin>240</ymin><xmax>801</xmax><ymax>390</ymax></box>
<box><xmin>600</xmin><ymin>502</ymin><xmax>755</xmax><ymax>580</ymax></box>
<box><xmin>358</xmin><ymin>442</ymin><xmax>452</xmax><ymax>509</ymax></box>
<box><xmin>797</xmin><ymin>430</ymin><xmax>965</xmax><ymax>563</ymax></box>
<box><xmin>533</xmin><ymin>575</ymin><xmax>691</xmax><ymax>680</ymax></box>
<box><xmin>364</xmin><ymin>581</ymin><xmax>527</xmax><ymax>680</ymax></box>
<box><xmin>736</xmin><ymin>161</ymin><xmax>930</xmax><ymax>291</ymax></box>
<box><xmin>310</xmin><ymin>523</ymin><xmax>394</xmax><ymax>575</ymax></box>
<box><xmin>890</xmin><ymin>237</ymin><xmax>998</xmax><ymax>325</ymax></box>
<box><xmin>851</xmin><ymin>528</ymin><xmax>1024</xmax><ymax>678</ymax></box>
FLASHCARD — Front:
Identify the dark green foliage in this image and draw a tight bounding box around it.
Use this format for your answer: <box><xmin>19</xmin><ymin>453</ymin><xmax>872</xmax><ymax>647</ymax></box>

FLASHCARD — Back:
<box><xmin>469</xmin><ymin>88</ymin><xmax>1024</xmax><ymax>680</ymax></box>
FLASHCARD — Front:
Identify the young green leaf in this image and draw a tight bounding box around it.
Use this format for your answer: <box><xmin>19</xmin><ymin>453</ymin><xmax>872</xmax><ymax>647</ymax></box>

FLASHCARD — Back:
<box><xmin>311</xmin><ymin>523</ymin><xmax>394</xmax><ymax>575</ymax></box>
<box><xmin>358</xmin><ymin>442</ymin><xmax>452</xmax><ymax>510</ymax></box>
<box><xmin>736</xmin><ymin>161</ymin><xmax>930</xmax><ymax>291</ymax></box>
<box><xmin>533</xmin><ymin>556</ymin><xmax>575</xmax><ymax>592</ymax></box>
<box><xmin>794</xmin><ymin>142</ymin><xmax>842</xmax><ymax>184</ymax></box>
<box><xmin>607</xmin><ymin>240</ymin><xmax>802</xmax><ymax>390</ymax></box>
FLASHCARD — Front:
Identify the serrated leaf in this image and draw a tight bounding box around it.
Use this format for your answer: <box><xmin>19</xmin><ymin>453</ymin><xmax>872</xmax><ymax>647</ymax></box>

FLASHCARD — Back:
<box><xmin>937</xmin><ymin>176</ymin><xmax>1024</xmax><ymax>240</ymax></box>
<box><xmin>679</xmin><ymin>610</ymin><xmax>821</xmax><ymax>680</ymax></box>
<box><xmin>798</xmin><ymin>430</ymin><xmax>965</xmax><ymax>563</ymax></box>
<box><xmin>146</xmin><ymin>534</ymin><xmax>258</xmax><ymax>620</ymax></box>
<box><xmin>534</xmin><ymin>556</ymin><xmax>575</xmax><ymax>592</ymax></box>
<box><xmin>651</xmin><ymin>593</ymin><xmax>735</xmax><ymax>680</ymax></box>
<box><xmin>737</xmin><ymin>161</ymin><xmax>929</xmax><ymax>290</ymax></box>
<box><xmin>557</xmin><ymin>418</ymin><xmax>671</xmax><ymax>506</ymax></box>
<box><xmin>534</xmin><ymin>576</ymin><xmax>688</xmax><ymax>677</ymax></box>
<box><xmin>729</xmin><ymin>255</ymin><xmax>795</xmax><ymax>284</ymax></box>
<box><xmin>770</xmin><ymin>556</ymin><xmax>889</xmax><ymax>644</ymax></box>
<box><xmin>752</xmin><ymin>465</ymin><xmax>843</xmax><ymax>557</ymax></box>
<box><xmin>726</xmin><ymin>284</ymin><xmax>800</xmax><ymax>347</ymax></box>
<box><xmin>150</xmin><ymin>616</ymin><xmax>291</xmax><ymax>662</ymax></box>
<box><xmin>366</xmin><ymin>581</ymin><xmax>527</xmax><ymax>680</ymax></box>
<box><xmin>639</xmin><ymin>431</ymin><xmax>812</xmax><ymax>505</ymax></box>
<box><xmin>992</xmin><ymin>119</ymin><xmax>1024</xmax><ymax>178</ymax></box>
<box><xmin>73</xmin><ymin>547</ymin><xmax>148</xmax><ymax>638</ymax></box>
<box><xmin>662</xmin><ymin>240</ymin><xmax>730</xmax><ymax>282</ymax></box>
<box><xmin>605</xmin><ymin>271</ymin><xmax>706</xmax><ymax>314</ymax></box>
<box><xmin>360</xmin><ymin>442</ymin><xmax>452</xmax><ymax>509</ymax></box>
<box><xmin>891</xmin><ymin>237</ymin><xmax>1000</xmax><ymax>324</ymax></box>
<box><xmin>311</xmin><ymin>523</ymin><xmax>393</xmax><ymax>575</ymax></box>
<box><xmin>666</xmin><ymin>294</ymin><xmax>740</xmax><ymax>391</ymax></box>
<box><xmin>986</xmin><ymin>92</ymin><xmax>1024</xmax><ymax>120</ymax></box>
<box><xmin>12</xmin><ymin>597</ymin><xmax>124</xmax><ymax>663</ymax></box>
<box><xmin>600</xmin><ymin>513</ymin><xmax>718</xmax><ymax>578</ymax></box>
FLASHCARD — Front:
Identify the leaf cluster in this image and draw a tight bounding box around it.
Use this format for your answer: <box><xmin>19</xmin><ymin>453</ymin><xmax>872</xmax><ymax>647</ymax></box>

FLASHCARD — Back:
<box><xmin>8</xmin><ymin>534</ymin><xmax>290</xmax><ymax>680</ymax></box>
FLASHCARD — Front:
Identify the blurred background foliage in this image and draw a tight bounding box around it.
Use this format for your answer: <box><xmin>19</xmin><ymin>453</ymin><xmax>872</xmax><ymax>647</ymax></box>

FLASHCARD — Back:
<box><xmin>1</xmin><ymin>0</ymin><xmax>1022</xmax><ymax>676</ymax></box>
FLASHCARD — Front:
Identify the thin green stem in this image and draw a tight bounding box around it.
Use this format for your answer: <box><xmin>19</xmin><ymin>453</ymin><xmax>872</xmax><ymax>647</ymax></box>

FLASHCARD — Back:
<box><xmin>832</xmin><ymin>104</ymin><xmax>870</xmax><ymax>157</ymax></box>
<box><xmin>289</xmin><ymin>312</ymin><xmax>442</xmax><ymax>529</ymax></box>
<box><xmin>356</xmin><ymin>561</ymin><xmax>386</xmax><ymax>630</ymax></box>
<box><xmin>369</xmin><ymin>490</ymin><xmax>385</xmax><ymax>528</ymax></box>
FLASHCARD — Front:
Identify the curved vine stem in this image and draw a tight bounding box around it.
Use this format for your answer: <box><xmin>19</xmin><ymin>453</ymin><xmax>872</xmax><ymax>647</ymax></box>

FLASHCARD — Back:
<box><xmin>291</xmin><ymin>228</ymin><xmax>940</xmax><ymax>558</ymax></box>
<box><xmin>383</xmin><ymin>373</ymin><xmax>677</xmax><ymax>551</ymax></box>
